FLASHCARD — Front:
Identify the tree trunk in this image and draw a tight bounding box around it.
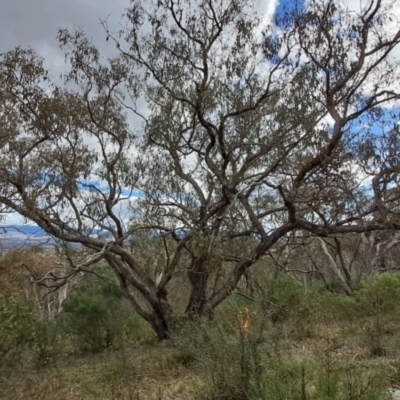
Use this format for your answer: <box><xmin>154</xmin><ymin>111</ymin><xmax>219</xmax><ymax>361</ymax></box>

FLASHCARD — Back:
<box><xmin>148</xmin><ymin>309</ymin><xmax>170</xmax><ymax>340</ymax></box>
<box><xmin>125</xmin><ymin>291</ymin><xmax>172</xmax><ymax>340</ymax></box>
<box><xmin>114</xmin><ymin>279</ymin><xmax>171</xmax><ymax>340</ymax></box>
<box><xmin>186</xmin><ymin>255</ymin><xmax>212</xmax><ymax>318</ymax></box>
<box><xmin>334</xmin><ymin>238</ymin><xmax>353</xmax><ymax>290</ymax></box>
<box><xmin>147</xmin><ymin>285</ymin><xmax>172</xmax><ymax>340</ymax></box>
<box><xmin>107</xmin><ymin>254</ymin><xmax>173</xmax><ymax>340</ymax></box>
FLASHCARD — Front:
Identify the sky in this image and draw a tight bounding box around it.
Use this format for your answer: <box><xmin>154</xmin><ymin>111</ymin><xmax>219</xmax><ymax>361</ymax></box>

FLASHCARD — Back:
<box><xmin>0</xmin><ymin>0</ymin><xmax>297</xmax><ymax>226</ymax></box>
<box><xmin>0</xmin><ymin>0</ymin><xmax>129</xmax><ymax>74</ymax></box>
<box><xmin>0</xmin><ymin>0</ymin><xmax>297</xmax><ymax>66</ymax></box>
<box><xmin>1</xmin><ymin>0</ymin><xmax>399</xmax><ymax>228</ymax></box>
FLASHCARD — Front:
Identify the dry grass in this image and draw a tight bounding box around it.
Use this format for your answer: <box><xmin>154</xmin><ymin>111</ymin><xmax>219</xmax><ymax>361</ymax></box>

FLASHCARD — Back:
<box><xmin>2</xmin><ymin>251</ymin><xmax>400</xmax><ymax>399</ymax></box>
<box><xmin>1</xmin><ymin>314</ymin><xmax>400</xmax><ymax>399</ymax></box>
<box><xmin>0</xmin><ymin>344</ymin><xmax>204</xmax><ymax>400</ymax></box>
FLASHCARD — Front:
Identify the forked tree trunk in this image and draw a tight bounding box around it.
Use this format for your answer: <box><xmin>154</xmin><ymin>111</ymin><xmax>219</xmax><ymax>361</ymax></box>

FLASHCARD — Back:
<box><xmin>145</xmin><ymin>286</ymin><xmax>173</xmax><ymax>340</ymax></box>
<box><xmin>124</xmin><ymin>289</ymin><xmax>172</xmax><ymax>341</ymax></box>
<box><xmin>186</xmin><ymin>255</ymin><xmax>213</xmax><ymax>318</ymax></box>
<box><xmin>113</xmin><ymin>264</ymin><xmax>173</xmax><ymax>341</ymax></box>
<box><xmin>148</xmin><ymin>309</ymin><xmax>171</xmax><ymax>340</ymax></box>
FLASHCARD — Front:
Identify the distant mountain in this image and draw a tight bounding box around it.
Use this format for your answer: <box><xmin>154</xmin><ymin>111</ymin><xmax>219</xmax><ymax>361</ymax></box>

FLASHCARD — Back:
<box><xmin>0</xmin><ymin>225</ymin><xmax>53</xmax><ymax>249</ymax></box>
<box><xmin>0</xmin><ymin>225</ymin><xmax>109</xmax><ymax>250</ymax></box>
<box><xmin>0</xmin><ymin>225</ymin><xmax>47</xmax><ymax>235</ymax></box>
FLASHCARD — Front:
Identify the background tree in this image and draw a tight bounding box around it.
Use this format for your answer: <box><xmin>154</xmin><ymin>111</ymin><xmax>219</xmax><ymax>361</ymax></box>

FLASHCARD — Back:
<box><xmin>0</xmin><ymin>0</ymin><xmax>399</xmax><ymax>339</ymax></box>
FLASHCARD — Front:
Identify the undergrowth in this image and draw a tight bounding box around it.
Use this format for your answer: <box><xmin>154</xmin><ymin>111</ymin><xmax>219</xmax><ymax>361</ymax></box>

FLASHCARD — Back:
<box><xmin>2</xmin><ymin>263</ymin><xmax>400</xmax><ymax>399</ymax></box>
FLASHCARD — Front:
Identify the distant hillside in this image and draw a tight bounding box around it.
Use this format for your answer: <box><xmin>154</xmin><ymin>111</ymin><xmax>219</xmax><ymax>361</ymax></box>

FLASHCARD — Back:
<box><xmin>0</xmin><ymin>225</ymin><xmax>107</xmax><ymax>250</ymax></box>
<box><xmin>0</xmin><ymin>225</ymin><xmax>52</xmax><ymax>249</ymax></box>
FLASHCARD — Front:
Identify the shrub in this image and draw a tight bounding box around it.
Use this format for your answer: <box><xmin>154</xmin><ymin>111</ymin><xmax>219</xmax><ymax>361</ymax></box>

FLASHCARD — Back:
<box><xmin>180</xmin><ymin>321</ymin><xmax>390</xmax><ymax>400</ymax></box>
<box><xmin>355</xmin><ymin>274</ymin><xmax>400</xmax><ymax>357</ymax></box>
<box><xmin>61</xmin><ymin>285</ymin><xmax>125</xmax><ymax>352</ymax></box>
<box><xmin>356</xmin><ymin>273</ymin><xmax>400</xmax><ymax>315</ymax></box>
<box><xmin>254</xmin><ymin>357</ymin><xmax>388</xmax><ymax>400</ymax></box>
<box><xmin>254</xmin><ymin>276</ymin><xmax>333</xmax><ymax>321</ymax></box>
<box><xmin>31</xmin><ymin>319</ymin><xmax>62</xmax><ymax>367</ymax></box>
<box><xmin>0</xmin><ymin>281</ymin><xmax>36</xmax><ymax>365</ymax></box>
<box><xmin>173</xmin><ymin>306</ymin><xmax>268</xmax><ymax>400</ymax></box>
<box><xmin>123</xmin><ymin>312</ymin><xmax>155</xmax><ymax>344</ymax></box>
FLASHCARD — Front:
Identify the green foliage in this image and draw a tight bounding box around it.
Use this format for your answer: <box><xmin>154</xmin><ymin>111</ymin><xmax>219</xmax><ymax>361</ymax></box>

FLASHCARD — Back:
<box><xmin>1</xmin><ymin>266</ymin><xmax>400</xmax><ymax>399</ymax></box>
<box><xmin>252</xmin><ymin>276</ymin><xmax>358</xmax><ymax>336</ymax></box>
<box><xmin>61</xmin><ymin>285</ymin><xmax>125</xmax><ymax>352</ymax></box>
<box><xmin>252</xmin><ymin>357</ymin><xmax>388</xmax><ymax>400</ymax></box>
<box><xmin>173</xmin><ymin>306</ymin><xmax>268</xmax><ymax>400</ymax></box>
<box><xmin>256</xmin><ymin>276</ymin><xmax>324</xmax><ymax>318</ymax></box>
<box><xmin>175</xmin><ymin>315</ymin><xmax>390</xmax><ymax>400</ymax></box>
<box><xmin>170</xmin><ymin>280</ymin><xmax>391</xmax><ymax>399</ymax></box>
<box><xmin>0</xmin><ymin>282</ymin><xmax>36</xmax><ymax>365</ymax></box>
<box><xmin>357</xmin><ymin>273</ymin><xmax>400</xmax><ymax>315</ymax></box>
<box><xmin>31</xmin><ymin>320</ymin><xmax>62</xmax><ymax>367</ymax></box>
<box><xmin>123</xmin><ymin>312</ymin><xmax>154</xmax><ymax>345</ymax></box>
<box><xmin>354</xmin><ymin>274</ymin><xmax>400</xmax><ymax>357</ymax></box>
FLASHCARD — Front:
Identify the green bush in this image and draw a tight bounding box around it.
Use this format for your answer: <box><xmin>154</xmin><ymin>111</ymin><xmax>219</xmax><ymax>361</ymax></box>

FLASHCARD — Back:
<box><xmin>31</xmin><ymin>319</ymin><xmax>62</xmax><ymax>367</ymax></box>
<box><xmin>254</xmin><ymin>357</ymin><xmax>388</xmax><ymax>400</ymax></box>
<box><xmin>0</xmin><ymin>283</ymin><xmax>36</xmax><ymax>365</ymax></box>
<box><xmin>354</xmin><ymin>274</ymin><xmax>400</xmax><ymax>357</ymax></box>
<box><xmin>260</xmin><ymin>277</ymin><xmax>308</xmax><ymax>320</ymax></box>
<box><xmin>357</xmin><ymin>273</ymin><xmax>400</xmax><ymax>315</ymax></box>
<box><xmin>173</xmin><ymin>308</ymin><xmax>268</xmax><ymax>400</ymax></box>
<box><xmin>254</xmin><ymin>276</ymin><xmax>333</xmax><ymax>320</ymax></box>
<box><xmin>0</xmin><ymin>279</ymin><xmax>66</xmax><ymax>367</ymax></box>
<box><xmin>177</xmin><ymin>316</ymin><xmax>390</xmax><ymax>400</ymax></box>
<box><xmin>123</xmin><ymin>312</ymin><xmax>154</xmax><ymax>344</ymax></box>
<box><xmin>61</xmin><ymin>285</ymin><xmax>125</xmax><ymax>352</ymax></box>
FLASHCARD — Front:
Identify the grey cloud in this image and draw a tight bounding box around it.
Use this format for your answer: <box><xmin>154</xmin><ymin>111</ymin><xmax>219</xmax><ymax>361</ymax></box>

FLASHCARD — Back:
<box><xmin>0</xmin><ymin>0</ymin><xmax>130</xmax><ymax>57</ymax></box>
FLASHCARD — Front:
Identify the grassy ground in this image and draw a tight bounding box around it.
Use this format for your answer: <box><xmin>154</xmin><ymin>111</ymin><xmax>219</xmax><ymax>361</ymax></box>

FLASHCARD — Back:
<box><xmin>2</xmin><ymin>304</ymin><xmax>400</xmax><ymax>399</ymax></box>
<box><xmin>2</xmin><ymin>252</ymin><xmax>400</xmax><ymax>399</ymax></box>
<box><xmin>1</xmin><ymin>331</ymin><xmax>399</xmax><ymax>399</ymax></box>
<box><xmin>0</xmin><ymin>345</ymin><xmax>203</xmax><ymax>399</ymax></box>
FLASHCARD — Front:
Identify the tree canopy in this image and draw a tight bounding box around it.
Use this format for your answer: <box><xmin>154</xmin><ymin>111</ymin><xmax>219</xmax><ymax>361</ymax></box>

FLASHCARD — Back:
<box><xmin>0</xmin><ymin>0</ymin><xmax>400</xmax><ymax>339</ymax></box>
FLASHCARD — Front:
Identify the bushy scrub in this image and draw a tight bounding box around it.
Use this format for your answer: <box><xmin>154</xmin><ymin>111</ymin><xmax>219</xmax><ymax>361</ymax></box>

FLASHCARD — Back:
<box><xmin>254</xmin><ymin>277</ymin><xmax>329</xmax><ymax>320</ymax></box>
<box><xmin>173</xmin><ymin>306</ymin><xmax>268</xmax><ymax>400</ymax></box>
<box><xmin>355</xmin><ymin>273</ymin><xmax>400</xmax><ymax>357</ymax></box>
<box><xmin>356</xmin><ymin>273</ymin><xmax>400</xmax><ymax>315</ymax></box>
<box><xmin>249</xmin><ymin>276</ymin><xmax>358</xmax><ymax>341</ymax></box>
<box><xmin>174</xmin><ymin>313</ymin><xmax>390</xmax><ymax>400</ymax></box>
<box><xmin>253</xmin><ymin>356</ymin><xmax>388</xmax><ymax>400</ymax></box>
<box><xmin>31</xmin><ymin>319</ymin><xmax>62</xmax><ymax>367</ymax></box>
<box><xmin>123</xmin><ymin>312</ymin><xmax>155</xmax><ymax>345</ymax></box>
<box><xmin>61</xmin><ymin>285</ymin><xmax>125</xmax><ymax>352</ymax></box>
<box><xmin>0</xmin><ymin>294</ymin><xmax>36</xmax><ymax>364</ymax></box>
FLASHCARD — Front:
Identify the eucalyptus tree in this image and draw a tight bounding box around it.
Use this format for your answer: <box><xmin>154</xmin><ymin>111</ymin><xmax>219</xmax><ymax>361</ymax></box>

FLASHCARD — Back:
<box><xmin>0</xmin><ymin>0</ymin><xmax>399</xmax><ymax>339</ymax></box>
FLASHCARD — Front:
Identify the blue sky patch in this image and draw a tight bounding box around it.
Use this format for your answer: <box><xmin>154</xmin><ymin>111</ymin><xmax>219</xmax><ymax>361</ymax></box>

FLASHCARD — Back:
<box><xmin>275</xmin><ymin>0</ymin><xmax>305</xmax><ymax>28</ymax></box>
<box><xmin>276</xmin><ymin>0</ymin><xmax>305</xmax><ymax>15</ymax></box>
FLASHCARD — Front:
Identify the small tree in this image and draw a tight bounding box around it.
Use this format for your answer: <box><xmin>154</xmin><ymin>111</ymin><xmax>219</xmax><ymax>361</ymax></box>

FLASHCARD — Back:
<box><xmin>0</xmin><ymin>0</ymin><xmax>399</xmax><ymax>339</ymax></box>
